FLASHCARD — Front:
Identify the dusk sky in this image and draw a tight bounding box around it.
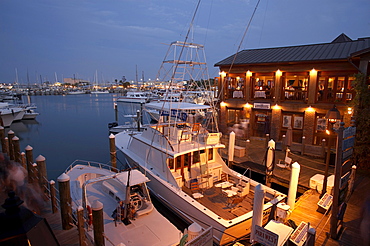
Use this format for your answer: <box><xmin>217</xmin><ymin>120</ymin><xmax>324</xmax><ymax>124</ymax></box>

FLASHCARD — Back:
<box><xmin>1</xmin><ymin>0</ymin><xmax>369</xmax><ymax>84</ymax></box>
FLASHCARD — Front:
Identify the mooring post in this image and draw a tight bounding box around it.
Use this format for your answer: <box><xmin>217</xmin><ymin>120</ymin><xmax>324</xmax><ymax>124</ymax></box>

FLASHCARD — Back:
<box><xmin>57</xmin><ymin>173</ymin><xmax>73</xmax><ymax>230</ymax></box>
<box><xmin>77</xmin><ymin>206</ymin><xmax>87</xmax><ymax>246</ymax></box>
<box><xmin>0</xmin><ymin>126</ymin><xmax>5</xmax><ymax>153</ymax></box>
<box><xmin>287</xmin><ymin>162</ymin><xmax>301</xmax><ymax>210</ymax></box>
<box><xmin>92</xmin><ymin>200</ymin><xmax>105</xmax><ymax>246</ymax></box>
<box><xmin>12</xmin><ymin>136</ymin><xmax>21</xmax><ymax>163</ymax></box>
<box><xmin>114</xmin><ymin>102</ymin><xmax>118</xmax><ymax>122</ymax></box>
<box><xmin>109</xmin><ymin>134</ymin><xmax>117</xmax><ymax>171</ymax></box>
<box><xmin>7</xmin><ymin>130</ymin><xmax>14</xmax><ymax>160</ymax></box>
<box><xmin>3</xmin><ymin>137</ymin><xmax>9</xmax><ymax>156</ymax></box>
<box><xmin>36</xmin><ymin>155</ymin><xmax>48</xmax><ymax>197</ymax></box>
<box><xmin>20</xmin><ymin>152</ymin><xmax>26</xmax><ymax>170</ymax></box>
<box><xmin>32</xmin><ymin>163</ymin><xmax>38</xmax><ymax>183</ymax></box>
<box><xmin>49</xmin><ymin>180</ymin><xmax>58</xmax><ymax>214</ymax></box>
<box><xmin>25</xmin><ymin>145</ymin><xmax>34</xmax><ymax>183</ymax></box>
<box><xmin>250</xmin><ymin>184</ymin><xmax>265</xmax><ymax>243</ymax></box>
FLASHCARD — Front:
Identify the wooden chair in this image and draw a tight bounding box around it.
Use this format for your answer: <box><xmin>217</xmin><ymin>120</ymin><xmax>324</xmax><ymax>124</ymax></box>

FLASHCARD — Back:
<box><xmin>277</xmin><ymin>148</ymin><xmax>292</xmax><ymax>169</ymax></box>
<box><xmin>190</xmin><ymin>179</ymin><xmax>203</xmax><ymax>199</ymax></box>
<box><xmin>277</xmin><ymin>156</ymin><xmax>292</xmax><ymax>169</ymax></box>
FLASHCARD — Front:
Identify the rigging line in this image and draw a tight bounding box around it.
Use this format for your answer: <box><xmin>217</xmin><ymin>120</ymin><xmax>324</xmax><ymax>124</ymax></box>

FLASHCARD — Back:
<box><xmin>258</xmin><ymin>0</ymin><xmax>269</xmax><ymax>47</ymax></box>
<box><xmin>227</xmin><ymin>0</ymin><xmax>261</xmax><ymax>75</ymax></box>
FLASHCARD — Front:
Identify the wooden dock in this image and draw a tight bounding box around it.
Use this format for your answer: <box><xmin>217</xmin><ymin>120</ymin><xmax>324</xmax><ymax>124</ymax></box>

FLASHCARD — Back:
<box><xmin>41</xmin><ymin>207</ymin><xmax>93</xmax><ymax>246</ymax></box>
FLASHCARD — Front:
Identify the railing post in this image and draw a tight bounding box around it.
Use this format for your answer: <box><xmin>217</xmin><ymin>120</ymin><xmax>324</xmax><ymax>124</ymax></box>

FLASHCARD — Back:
<box><xmin>109</xmin><ymin>134</ymin><xmax>117</xmax><ymax>171</ymax></box>
<box><xmin>36</xmin><ymin>155</ymin><xmax>48</xmax><ymax>198</ymax></box>
<box><xmin>7</xmin><ymin>130</ymin><xmax>14</xmax><ymax>160</ymax></box>
<box><xmin>12</xmin><ymin>136</ymin><xmax>21</xmax><ymax>163</ymax></box>
<box><xmin>49</xmin><ymin>180</ymin><xmax>58</xmax><ymax>214</ymax></box>
<box><xmin>77</xmin><ymin>206</ymin><xmax>87</xmax><ymax>246</ymax></box>
<box><xmin>25</xmin><ymin>145</ymin><xmax>34</xmax><ymax>183</ymax></box>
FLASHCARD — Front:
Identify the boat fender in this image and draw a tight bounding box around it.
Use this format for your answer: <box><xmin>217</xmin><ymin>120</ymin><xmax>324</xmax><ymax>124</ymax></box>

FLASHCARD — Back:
<box><xmin>87</xmin><ymin>205</ymin><xmax>93</xmax><ymax>225</ymax></box>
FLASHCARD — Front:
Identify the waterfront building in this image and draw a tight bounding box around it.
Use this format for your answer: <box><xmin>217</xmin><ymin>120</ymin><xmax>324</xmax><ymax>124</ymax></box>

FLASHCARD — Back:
<box><xmin>214</xmin><ymin>33</ymin><xmax>370</xmax><ymax>146</ymax></box>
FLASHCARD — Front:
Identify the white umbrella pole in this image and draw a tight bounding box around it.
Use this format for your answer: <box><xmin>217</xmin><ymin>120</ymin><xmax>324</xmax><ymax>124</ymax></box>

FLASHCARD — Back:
<box><xmin>228</xmin><ymin>131</ymin><xmax>235</xmax><ymax>165</ymax></box>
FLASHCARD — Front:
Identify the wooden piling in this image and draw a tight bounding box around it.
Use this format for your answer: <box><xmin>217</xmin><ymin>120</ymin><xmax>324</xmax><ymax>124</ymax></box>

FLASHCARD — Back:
<box><xmin>7</xmin><ymin>130</ymin><xmax>14</xmax><ymax>160</ymax></box>
<box><xmin>0</xmin><ymin>126</ymin><xmax>5</xmax><ymax>153</ymax></box>
<box><xmin>77</xmin><ymin>206</ymin><xmax>87</xmax><ymax>246</ymax></box>
<box><xmin>25</xmin><ymin>145</ymin><xmax>34</xmax><ymax>183</ymax></box>
<box><xmin>109</xmin><ymin>134</ymin><xmax>117</xmax><ymax>171</ymax></box>
<box><xmin>12</xmin><ymin>136</ymin><xmax>21</xmax><ymax>163</ymax></box>
<box><xmin>92</xmin><ymin>200</ymin><xmax>104</xmax><ymax>246</ymax></box>
<box><xmin>114</xmin><ymin>103</ymin><xmax>118</xmax><ymax>122</ymax></box>
<box><xmin>57</xmin><ymin>173</ymin><xmax>73</xmax><ymax>230</ymax></box>
<box><xmin>3</xmin><ymin>137</ymin><xmax>9</xmax><ymax>156</ymax></box>
<box><xmin>49</xmin><ymin>180</ymin><xmax>58</xmax><ymax>214</ymax></box>
<box><xmin>20</xmin><ymin>152</ymin><xmax>26</xmax><ymax>170</ymax></box>
<box><xmin>36</xmin><ymin>155</ymin><xmax>48</xmax><ymax>197</ymax></box>
<box><xmin>32</xmin><ymin>163</ymin><xmax>38</xmax><ymax>183</ymax></box>
<box><xmin>265</xmin><ymin>133</ymin><xmax>269</xmax><ymax>148</ymax></box>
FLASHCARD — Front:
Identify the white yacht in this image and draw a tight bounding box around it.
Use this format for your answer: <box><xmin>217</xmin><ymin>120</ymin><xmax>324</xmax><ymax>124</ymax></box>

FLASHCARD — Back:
<box><xmin>117</xmin><ymin>91</ymin><xmax>151</xmax><ymax>104</ymax></box>
<box><xmin>115</xmin><ymin>40</ymin><xmax>287</xmax><ymax>245</ymax></box>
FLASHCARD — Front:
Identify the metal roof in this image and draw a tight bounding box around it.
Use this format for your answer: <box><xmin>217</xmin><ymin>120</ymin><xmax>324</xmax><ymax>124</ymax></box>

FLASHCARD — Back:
<box><xmin>214</xmin><ymin>34</ymin><xmax>370</xmax><ymax>66</ymax></box>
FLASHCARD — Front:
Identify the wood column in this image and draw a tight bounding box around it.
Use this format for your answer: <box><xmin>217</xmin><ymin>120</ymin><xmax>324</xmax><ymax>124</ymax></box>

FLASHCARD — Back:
<box><xmin>92</xmin><ymin>200</ymin><xmax>105</xmax><ymax>246</ymax></box>
<box><xmin>57</xmin><ymin>173</ymin><xmax>73</xmax><ymax>230</ymax></box>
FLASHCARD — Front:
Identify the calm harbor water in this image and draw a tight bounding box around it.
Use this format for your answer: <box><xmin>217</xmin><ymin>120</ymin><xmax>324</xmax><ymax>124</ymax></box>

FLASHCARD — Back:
<box><xmin>6</xmin><ymin>93</ymin><xmax>189</xmax><ymax>230</ymax></box>
<box><xmin>7</xmin><ymin>93</ymin><xmax>134</xmax><ymax>181</ymax></box>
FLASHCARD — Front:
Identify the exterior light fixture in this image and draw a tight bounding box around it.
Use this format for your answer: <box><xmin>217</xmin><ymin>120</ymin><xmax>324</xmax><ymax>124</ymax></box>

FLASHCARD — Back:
<box><xmin>244</xmin><ymin>103</ymin><xmax>252</xmax><ymax>109</ymax></box>
<box><xmin>220</xmin><ymin>101</ymin><xmax>226</xmax><ymax>107</ymax></box>
<box><xmin>310</xmin><ymin>68</ymin><xmax>317</xmax><ymax>76</ymax></box>
<box><xmin>219</xmin><ymin>71</ymin><xmax>226</xmax><ymax>77</ymax></box>
<box><xmin>321</xmin><ymin>105</ymin><xmax>341</xmax><ymax>197</ymax></box>
<box><xmin>325</xmin><ymin>105</ymin><xmax>341</xmax><ymax>124</ymax></box>
<box><xmin>306</xmin><ymin>106</ymin><xmax>315</xmax><ymax>112</ymax></box>
<box><xmin>272</xmin><ymin>104</ymin><xmax>281</xmax><ymax>110</ymax></box>
<box><xmin>347</xmin><ymin>107</ymin><xmax>352</xmax><ymax>115</ymax></box>
<box><xmin>276</xmin><ymin>69</ymin><xmax>282</xmax><ymax>76</ymax></box>
<box><xmin>246</xmin><ymin>70</ymin><xmax>252</xmax><ymax>77</ymax></box>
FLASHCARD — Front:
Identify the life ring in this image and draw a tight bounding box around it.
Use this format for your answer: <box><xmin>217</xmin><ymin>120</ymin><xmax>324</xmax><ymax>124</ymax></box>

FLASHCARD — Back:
<box><xmin>87</xmin><ymin>205</ymin><xmax>93</xmax><ymax>225</ymax></box>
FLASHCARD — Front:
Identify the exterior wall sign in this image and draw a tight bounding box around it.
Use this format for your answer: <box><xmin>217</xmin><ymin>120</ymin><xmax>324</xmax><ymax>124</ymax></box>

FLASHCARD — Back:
<box><xmin>253</xmin><ymin>103</ymin><xmax>271</xmax><ymax>109</ymax></box>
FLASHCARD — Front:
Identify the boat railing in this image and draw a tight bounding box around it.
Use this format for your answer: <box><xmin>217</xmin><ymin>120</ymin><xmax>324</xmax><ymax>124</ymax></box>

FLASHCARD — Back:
<box><xmin>64</xmin><ymin>159</ymin><xmax>120</xmax><ymax>173</ymax></box>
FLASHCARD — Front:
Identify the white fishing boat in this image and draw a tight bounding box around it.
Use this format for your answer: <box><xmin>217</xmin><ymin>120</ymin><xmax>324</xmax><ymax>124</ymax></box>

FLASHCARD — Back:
<box><xmin>63</xmin><ymin>160</ymin><xmax>181</xmax><ymax>246</ymax></box>
<box><xmin>67</xmin><ymin>90</ymin><xmax>86</xmax><ymax>95</ymax></box>
<box><xmin>144</xmin><ymin>101</ymin><xmax>211</xmax><ymax>123</ymax></box>
<box><xmin>22</xmin><ymin>108</ymin><xmax>39</xmax><ymax>120</ymax></box>
<box><xmin>117</xmin><ymin>91</ymin><xmax>151</xmax><ymax>104</ymax></box>
<box><xmin>115</xmin><ymin>39</ymin><xmax>287</xmax><ymax>244</ymax></box>
<box><xmin>0</xmin><ymin>108</ymin><xmax>15</xmax><ymax>127</ymax></box>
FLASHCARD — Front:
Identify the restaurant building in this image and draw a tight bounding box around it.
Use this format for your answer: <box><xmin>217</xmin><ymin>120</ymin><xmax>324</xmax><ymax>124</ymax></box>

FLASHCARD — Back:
<box><xmin>214</xmin><ymin>33</ymin><xmax>370</xmax><ymax>146</ymax></box>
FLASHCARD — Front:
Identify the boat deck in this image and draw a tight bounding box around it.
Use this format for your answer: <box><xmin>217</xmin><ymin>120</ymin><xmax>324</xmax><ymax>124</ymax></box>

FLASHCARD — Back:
<box><xmin>183</xmin><ymin>180</ymin><xmax>259</xmax><ymax>220</ymax></box>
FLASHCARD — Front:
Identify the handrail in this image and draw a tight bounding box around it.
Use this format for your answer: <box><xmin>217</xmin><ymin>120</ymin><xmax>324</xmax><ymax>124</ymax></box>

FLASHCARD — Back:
<box><xmin>64</xmin><ymin>159</ymin><xmax>120</xmax><ymax>173</ymax></box>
